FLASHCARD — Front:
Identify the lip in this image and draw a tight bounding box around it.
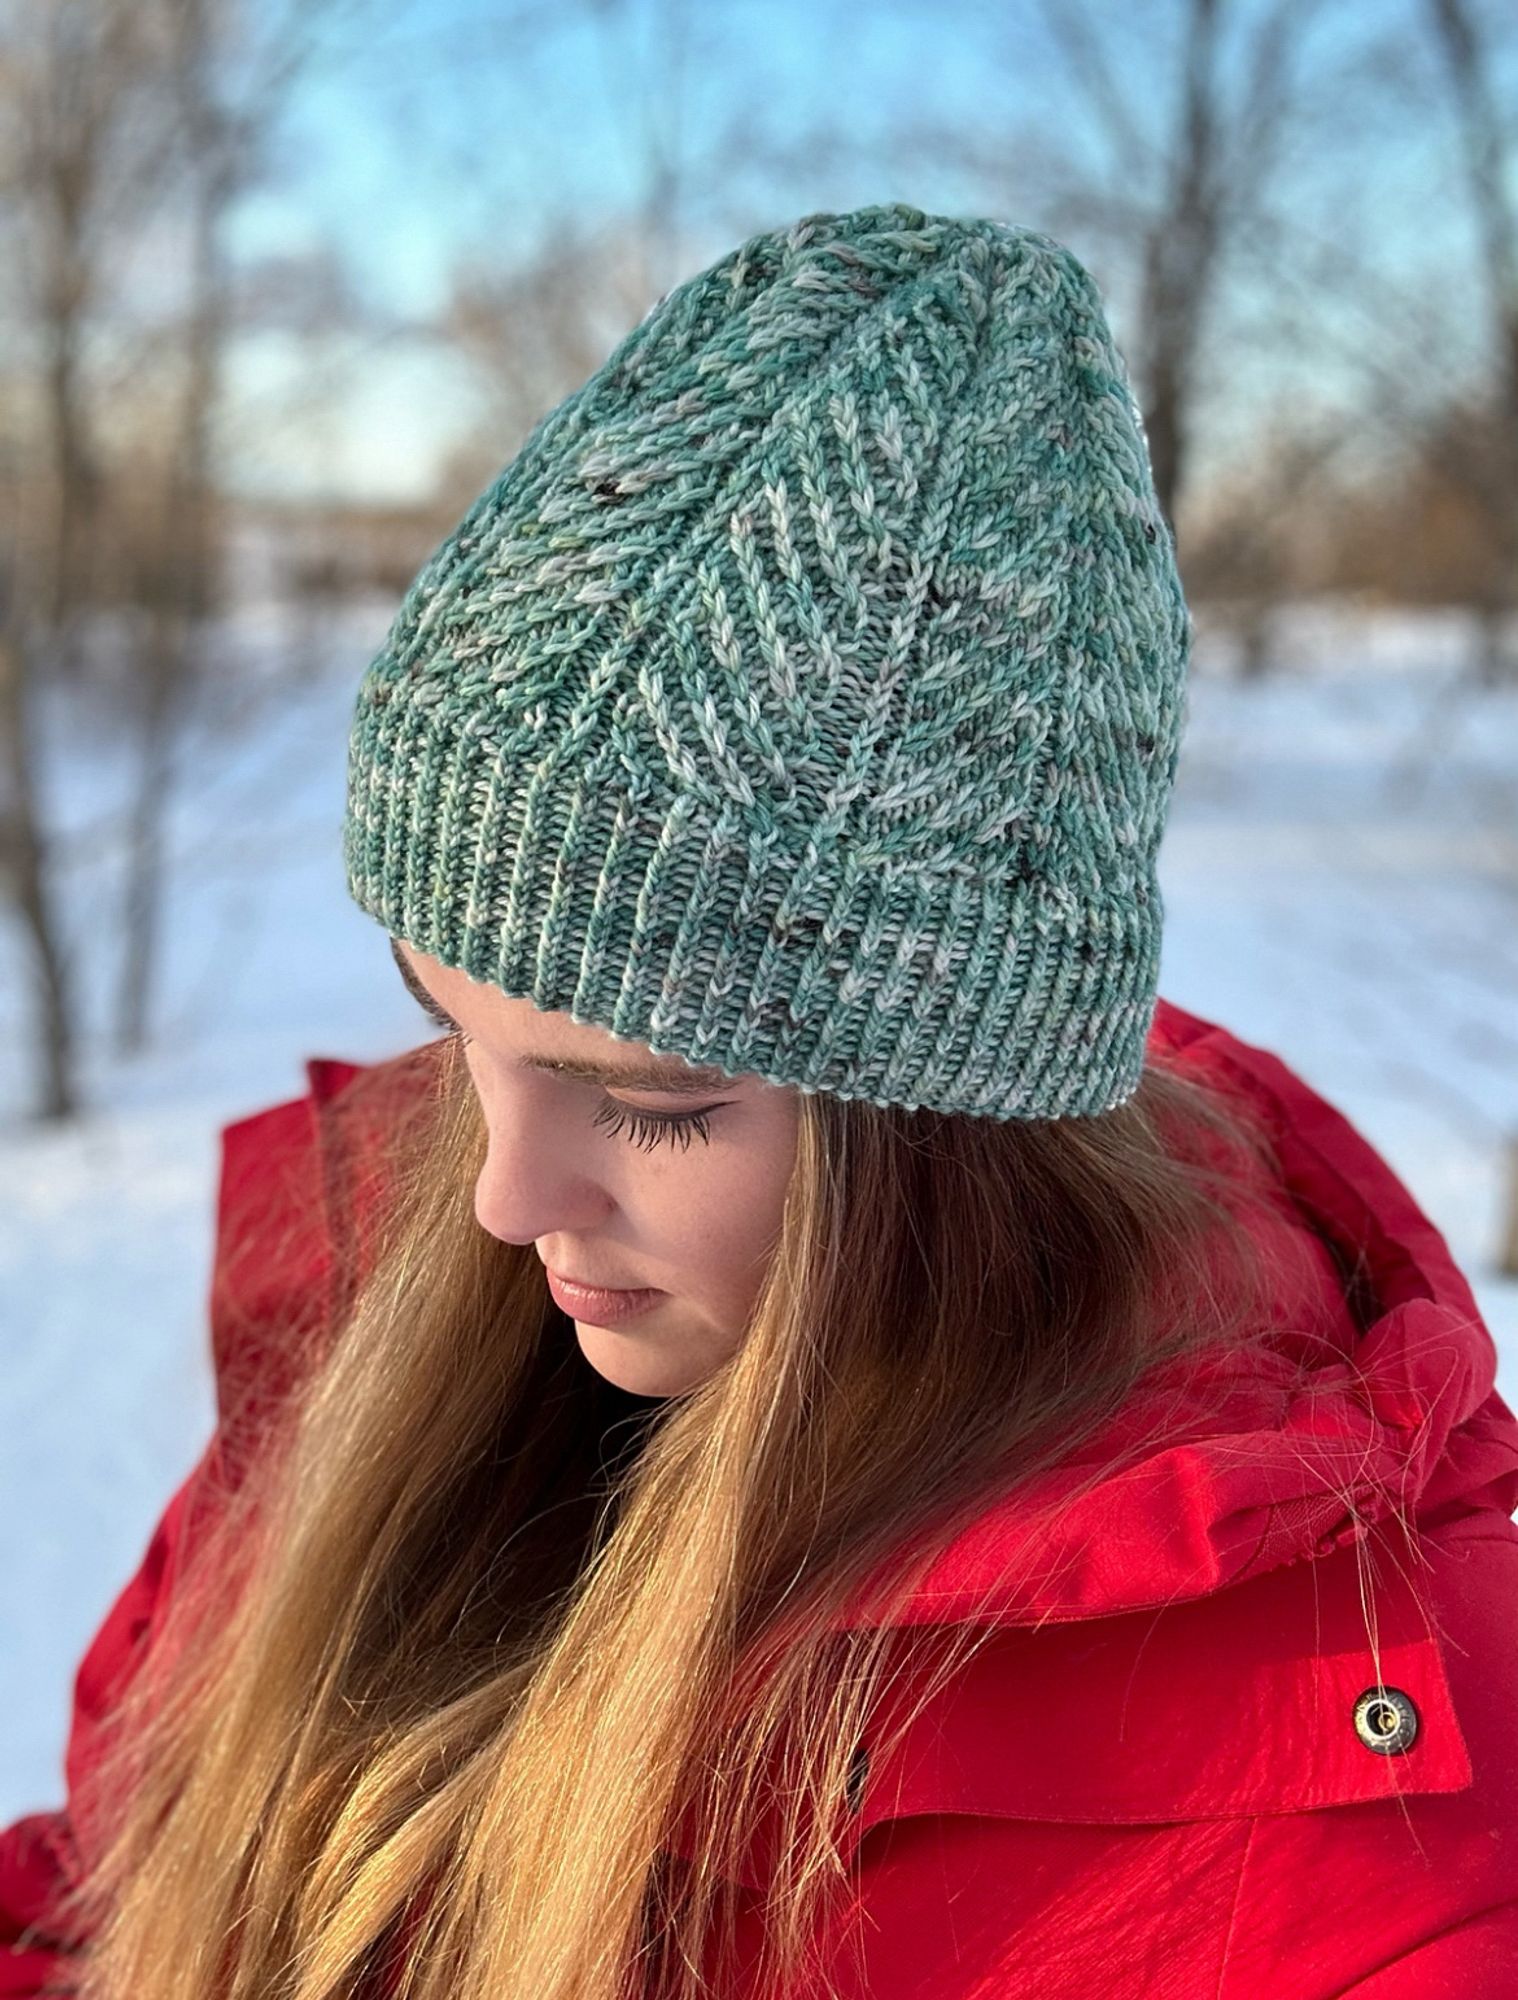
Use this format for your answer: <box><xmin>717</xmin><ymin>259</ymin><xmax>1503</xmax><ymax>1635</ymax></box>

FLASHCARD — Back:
<box><xmin>545</xmin><ymin>1267</ymin><xmax>665</xmax><ymax>1326</ymax></box>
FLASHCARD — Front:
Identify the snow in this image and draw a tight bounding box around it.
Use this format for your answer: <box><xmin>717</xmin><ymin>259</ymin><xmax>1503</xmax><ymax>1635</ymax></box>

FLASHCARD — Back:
<box><xmin>1</xmin><ymin>595</ymin><xmax>1515</xmax><ymax>1825</ymax></box>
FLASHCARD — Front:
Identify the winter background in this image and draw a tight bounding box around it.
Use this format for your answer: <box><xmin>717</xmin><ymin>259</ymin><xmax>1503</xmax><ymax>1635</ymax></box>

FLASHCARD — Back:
<box><xmin>4</xmin><ymin>0</ymin><xmax>1518</xmax><ymax>1830</ymax></box>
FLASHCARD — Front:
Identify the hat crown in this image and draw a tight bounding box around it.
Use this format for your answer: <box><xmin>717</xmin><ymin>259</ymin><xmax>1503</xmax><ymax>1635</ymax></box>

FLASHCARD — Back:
<box><xmin>344</xmin><ymin>204</ymin><xmax>1186</xmax><ymax>1120</ymax></box>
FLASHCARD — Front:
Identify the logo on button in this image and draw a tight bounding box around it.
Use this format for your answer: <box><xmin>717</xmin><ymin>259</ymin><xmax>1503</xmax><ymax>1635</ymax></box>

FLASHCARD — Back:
<box><xmin>1352</xmin><ymin>1686</ymin><xmax>1420</xmax><ymax>1755</ymax></box>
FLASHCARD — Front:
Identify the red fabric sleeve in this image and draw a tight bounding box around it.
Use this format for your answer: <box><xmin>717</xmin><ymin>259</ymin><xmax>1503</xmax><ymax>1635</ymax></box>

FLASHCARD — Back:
<box><xmin>0</xmin><ymin>1057</ymin><xmax>365</xmax><ymax>1995</ymax></box>
<box><xmin>0</xmin><ymin>1041</ymin><xmax>435</xmax><ymax>1995</ymax></box>
<box><xmin>0</xmin><ymin>1440</ymin><xmax>219</xmax><ymax>1996</ymax></box>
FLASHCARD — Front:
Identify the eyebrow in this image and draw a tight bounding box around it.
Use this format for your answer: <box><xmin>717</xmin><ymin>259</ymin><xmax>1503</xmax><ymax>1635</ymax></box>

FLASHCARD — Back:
<box><xmin>388</xmin><ymin>936</ymin><xmax>736</xmax><ymax>1096</ymax></box>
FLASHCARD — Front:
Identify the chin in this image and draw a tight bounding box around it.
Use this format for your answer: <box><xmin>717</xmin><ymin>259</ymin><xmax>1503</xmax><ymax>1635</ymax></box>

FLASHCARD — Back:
<box><xmin>574</xmin><ymin>1322</ymin><xmax>710</xmax><ymax>1398</ymax></box>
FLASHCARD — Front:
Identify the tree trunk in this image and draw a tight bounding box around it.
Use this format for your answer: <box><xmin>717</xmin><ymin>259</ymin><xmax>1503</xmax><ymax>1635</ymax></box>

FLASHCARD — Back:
<box><xmin>0</xmin><ymin>628</ymin><xmax>80</xmax><ymax>1121</ymax></box>
<box><xmin>112</xmin><ymin>0</ymin><xmax>227</xmax><ymax>1056</ymax></box>
<box><xmin>112</xmin><ymin>614</ymin><xmax>178</xmax><ymax>1058</ymax></box>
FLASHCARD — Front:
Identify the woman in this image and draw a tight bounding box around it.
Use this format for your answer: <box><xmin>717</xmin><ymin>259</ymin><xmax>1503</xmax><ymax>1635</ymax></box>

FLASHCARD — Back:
<box><xmin>5</xmin><ymin>201</ymin><xmax>1517</xmax><ymax>1999</ymax></box>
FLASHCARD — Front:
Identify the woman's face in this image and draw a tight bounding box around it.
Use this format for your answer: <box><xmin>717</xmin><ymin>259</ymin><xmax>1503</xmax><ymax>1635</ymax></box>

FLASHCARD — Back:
<box><xmin>393</xmin><ymin>941</ymin><xmax>801</xmax><ymax>1397</ymax></box>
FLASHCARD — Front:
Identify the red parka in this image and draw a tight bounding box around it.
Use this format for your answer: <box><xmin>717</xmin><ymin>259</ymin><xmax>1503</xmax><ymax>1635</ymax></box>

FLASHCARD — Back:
<box><xmin>4</xmin><ymin>997</ymin><xmax>1518</xmax><ymax>1997</ymax></box>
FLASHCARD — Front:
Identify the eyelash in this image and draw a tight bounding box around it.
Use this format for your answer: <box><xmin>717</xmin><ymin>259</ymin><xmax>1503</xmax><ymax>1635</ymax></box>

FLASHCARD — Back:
<box><xmin>443</xmin><ymin>1027</ymin><xmax>716</xmax><ymax>1151</ymax></box>
<box><xmin>591</xmin><ymin>1101</ymin><xmax>716</xmax><ymax>1152</ymax></box>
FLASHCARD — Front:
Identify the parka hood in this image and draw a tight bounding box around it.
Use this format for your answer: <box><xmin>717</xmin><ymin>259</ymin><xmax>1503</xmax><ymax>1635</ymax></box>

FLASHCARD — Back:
<box><xmin>831</xmin><ymin>996</ymin><xmax>1518</xmax><ymax>1633</ymax></box>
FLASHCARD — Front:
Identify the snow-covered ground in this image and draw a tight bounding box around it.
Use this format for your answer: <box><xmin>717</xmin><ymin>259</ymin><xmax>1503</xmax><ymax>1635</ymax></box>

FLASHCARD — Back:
<box><xmin>2</xmin><ymin>595</ymin><xmax>1515</xmax><ymax>1825</ymax></box>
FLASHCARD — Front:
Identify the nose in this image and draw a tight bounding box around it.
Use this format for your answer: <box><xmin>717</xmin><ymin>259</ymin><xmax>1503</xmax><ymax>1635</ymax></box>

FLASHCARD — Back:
<box><xmin>471</xmin><ymin>1122</ymin><xmax>613</xmax><ymax>1249</ymax></box>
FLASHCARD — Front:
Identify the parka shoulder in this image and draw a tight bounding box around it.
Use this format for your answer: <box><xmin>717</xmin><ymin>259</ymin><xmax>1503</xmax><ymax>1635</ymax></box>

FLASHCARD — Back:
<box><xmin>209</xmin><ymin>1038</ymin><xmax>445</xmax><ymax>1454</ymax></box>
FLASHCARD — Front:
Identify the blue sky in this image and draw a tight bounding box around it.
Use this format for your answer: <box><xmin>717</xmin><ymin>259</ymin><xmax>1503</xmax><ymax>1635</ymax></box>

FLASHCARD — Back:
<box><xmin>217</xmin><ymin>0</ymin><xmax>1503</xmax><ymax>503</ymax></box>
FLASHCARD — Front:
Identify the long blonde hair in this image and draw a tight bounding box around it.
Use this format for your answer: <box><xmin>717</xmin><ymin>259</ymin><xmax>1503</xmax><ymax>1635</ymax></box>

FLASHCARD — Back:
<box><xmin>62</xmin><ymin>1028</ymin><xmax>1292</xmax><ymax>2000</ymax></box>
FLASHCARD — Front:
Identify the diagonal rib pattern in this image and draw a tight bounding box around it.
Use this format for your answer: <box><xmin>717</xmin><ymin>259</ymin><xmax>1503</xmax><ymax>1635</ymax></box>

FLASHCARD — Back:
<box><xmin>343</xmin><ymin>202</ymin><xmax>1188</xmax><ymax>1119</ymax></box>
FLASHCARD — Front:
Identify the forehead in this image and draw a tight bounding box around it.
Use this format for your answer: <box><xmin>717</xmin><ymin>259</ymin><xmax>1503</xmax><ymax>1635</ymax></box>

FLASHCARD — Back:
<box><xmin>394</xmin><ymin>938</ymin><xmax>744</xmax><ymax>1094</ymax></box>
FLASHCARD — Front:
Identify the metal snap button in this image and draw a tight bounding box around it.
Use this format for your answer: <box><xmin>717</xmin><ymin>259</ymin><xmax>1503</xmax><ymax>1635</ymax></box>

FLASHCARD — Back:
<box><xmin>1353</xmin><ymin>1686</ymin><xmax>1419</xmax><ymax>1755</ymax></box>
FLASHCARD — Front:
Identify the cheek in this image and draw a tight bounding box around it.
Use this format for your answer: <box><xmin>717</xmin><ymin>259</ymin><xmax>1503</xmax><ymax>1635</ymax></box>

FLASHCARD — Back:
<box><xmin>669</xmin><ymin>1114</ymin><xmax>797</xmax><ymax>1297</ymax></box>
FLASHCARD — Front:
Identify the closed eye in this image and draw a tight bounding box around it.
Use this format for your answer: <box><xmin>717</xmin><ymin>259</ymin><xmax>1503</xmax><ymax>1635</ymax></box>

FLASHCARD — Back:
<box><xmin>394</xmin><ymin>949</ymin><xmax>724</xmax><ymax>1149</ymax></box>
<box><xmin>415</xmin><ymin>1000</ymin><xmax>722</xmax><ymax>1150</ymax></box>
<box><xmin>591</xmin><ymin>1102</ymin><xmax>718</xmax><ymax>1151</ymax></box>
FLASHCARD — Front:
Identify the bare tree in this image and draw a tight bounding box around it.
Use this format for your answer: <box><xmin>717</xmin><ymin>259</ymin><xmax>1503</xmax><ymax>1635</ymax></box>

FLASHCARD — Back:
<box><xmin>108</xmin><ymin>0</ymin><xmax>397</xmax><ymax>1062</ymax></box>
<box><xmin>900</xmin><ymin>0</ymin><xmax>1333</xmax><ymax>541</ymax></box>
<box><xmin>1425</xmin><ymin>0</ymin><xmax>1518</xmax><ymax>689</ymax></box>
<box><xmin>0</xmin><ymin>0</ymin><xmax>366</xmax><ymax>1115</ymax></box>
<box><xmin>392</xmin><ymin>0</ymin><xmax>708</xmax><ymax>501</ymax></box>
<box><xmin>112</xmin><ymin>0</ymin><xmax>243</xmax><ymax>1060</ymax></box>
<box><xmin>1181</xmin><ymin>414</ymin><xmax>1359</xmax><ymax>678</ymax></box>
<box><xmin>0</xmin><ymin>0</ymin><xmax>168</xmax><ymax>1118</ymax></box>
<box><xmin>110</xmin><ymin>0</ymin><xmax>378</xmax><ymax>1061</ymax></box>
<box><xmin>440</xmin><ymin>224</ymin><xmax>675</xmax><ymax>505</ymax></box>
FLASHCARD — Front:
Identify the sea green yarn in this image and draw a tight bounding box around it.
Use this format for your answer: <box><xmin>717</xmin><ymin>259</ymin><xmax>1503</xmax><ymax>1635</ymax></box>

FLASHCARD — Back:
<box><xmin>342</xmin><ymin>201</ymin><xmax>1188</xmax><ymax>1120</ymax></box>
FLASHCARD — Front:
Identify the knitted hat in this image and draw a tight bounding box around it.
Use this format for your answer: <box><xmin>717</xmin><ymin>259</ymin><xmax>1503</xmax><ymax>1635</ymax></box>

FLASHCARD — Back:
<box><xmin>342</xmin><ymin>202</ymin><xmax>1188</xmax><ymax>1120</ymax></box>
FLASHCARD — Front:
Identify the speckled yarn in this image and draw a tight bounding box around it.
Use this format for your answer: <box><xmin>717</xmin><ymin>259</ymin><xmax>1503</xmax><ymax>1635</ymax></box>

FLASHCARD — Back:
<box><xmin>342</xmin><ymin>202</ymin><xmax>1188</xmax><ymax>1120</ymax></box>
